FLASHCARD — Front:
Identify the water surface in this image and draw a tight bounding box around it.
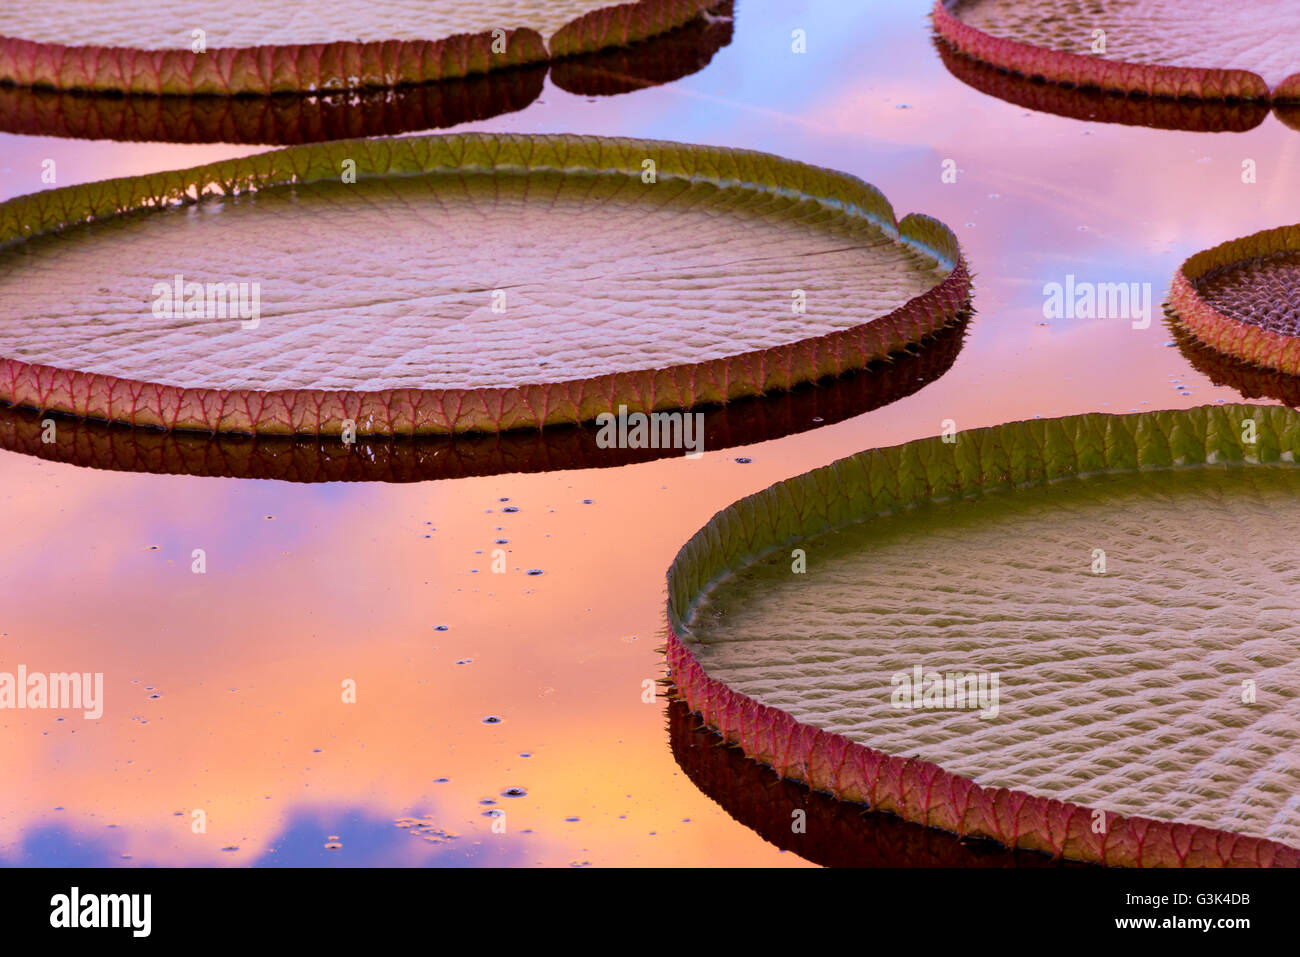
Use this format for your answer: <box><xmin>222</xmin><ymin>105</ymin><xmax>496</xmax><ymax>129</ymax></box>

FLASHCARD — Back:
<box><xmin>2</xmin><ymin>0</ymin><xmax>1297</xmax><ymax>866</ymax></box>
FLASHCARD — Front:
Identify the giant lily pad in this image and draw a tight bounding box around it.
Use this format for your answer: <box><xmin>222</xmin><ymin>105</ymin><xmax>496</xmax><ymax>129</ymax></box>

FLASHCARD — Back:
<box><xmin>0</xmin><ymin>133</ymin><xmax>968</xmax><ymax>436</ymax></box>
<box><xmin>933</xmin><ymin>0</ymin><xmax>1300</xmax><ymax>101</ymax></box>
<box><xmin>1170</xmin><ymin>224</ymin><xmax>1300</xmax><ymax>378</ymax></box>
<box><xmin>0</xmin><ymin>0</ymin><xmax>717</xmax><ymax>94</ymax></box>
<box><xmin>667</xmin><ymin>405</ymin><xmax>1300</xmax><ymax>867</ymax></box>
<box><xmin>0</xmin><ymin>3</ymin><xmax>733</xmax><ymax>144</ymax></box>
<box><xmin>0</xmin><ymin>315</ymin><xmax>968</xmax><ymax>480</ymax></box>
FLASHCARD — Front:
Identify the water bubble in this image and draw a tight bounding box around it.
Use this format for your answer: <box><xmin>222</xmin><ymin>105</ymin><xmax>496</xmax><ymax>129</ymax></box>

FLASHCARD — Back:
<box><xmin>526</xmin><ymin>569</ymin><xmax>544</xmax><ymax>576</ymax></box>
<box><xmin>502</xmin><ymin>787</ymin><xmax>527</xmax><ymax>798</ymax></box>
<box><xmin>483</xmin><ymin>716</ymin><xmax>502</xmax><ymax>724</ymax></box>
<box><xmin>435</xmin><ymin>624</ymin><xmax>449</xmax><ymax>632</ymax></box>
<box><xmin>734</xmin><ymin>457</ymin><xmax>752</xmax><ymax>464</ymax></box>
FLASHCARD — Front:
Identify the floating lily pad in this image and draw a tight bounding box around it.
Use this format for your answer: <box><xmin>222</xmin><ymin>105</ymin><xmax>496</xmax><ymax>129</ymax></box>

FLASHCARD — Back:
<box><xmin>667</xmin><ymin>405</ymin><xmax>1300</xmax><ymax>867</ymax></box>
<box><xmin>0</xmin><ymin>0</ymin><xmax>717</xmax><ymax>94</ymax></box>
<box><xmin>1168</xmin><ymin>309</ymin><xmax>1300</xmax><ymax>408</ymax></box>
<box><xmin>934</xmin><ymin>35</ymin><xmax>1271</xmax><ymax>132</ymax></box>
<box><xmin>0</xmin><ymin>133</ymin><xmax>968</xmax><ymax>436</ymax></box>
<box><xmin>1170</xmin><ymin>224</ymin><xmax>1300</xmax><ymax>377</ymax></box>
<box><xmin>1272</xmin><ymin>103</ymin><xmax>1300</xmax><ymax>132</ymax></box>
<box><xmin>933</xmin><ymin>0</ymin><xmax>1299</xmax><ymax>100</ymax></box>
<box><xmin>668</xmin><ymin>699</ymin><xmax>1083</xmax><ymax>867</ymax></box>
<box><xmin>0</xmin><ymin>4</ymin><xmax>733</xmax><ymax>144</ymax></box>
<box><xmin>0</xmin><ymin>316</ymin><xmax>968</xmax><ymax>480</ymax></box>
<box><xmin>550</xmin><ymin>0</ymin><xmax>731</xmax><ymax>96</ymax></box>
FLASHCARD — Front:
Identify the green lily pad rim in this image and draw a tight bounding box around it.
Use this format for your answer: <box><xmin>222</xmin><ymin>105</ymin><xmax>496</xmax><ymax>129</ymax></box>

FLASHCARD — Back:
<box><xmin>670</xmin><ymin>404</ymin><xmax>1300</xmax><ymax>630</ymax></box>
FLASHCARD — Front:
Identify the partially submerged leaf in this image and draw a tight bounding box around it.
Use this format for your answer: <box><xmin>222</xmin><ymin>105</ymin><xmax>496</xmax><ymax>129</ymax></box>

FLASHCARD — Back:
<box><xmin>0</xmin><ymin>0</ymin><xmax>717</xmax><ymax>94</ymax></box>
<box><xmin>1170</xmin><ymin>224</ymin><xmax>1300</xmax><ymax>377</ymax></box>
<box><xmin>0</xmin><ymin>133</ymin><xmax>968</xmax><ymax>436</ymax></box>
<box><xmin>667</xmin><ymin>405</ymin><xmax>1300</xmax><ymax>867</ymax></box>
<box><xmin>933</xmin><ymin>0</ymin><xmax>1295</xmax><ymax>100</ymax></box>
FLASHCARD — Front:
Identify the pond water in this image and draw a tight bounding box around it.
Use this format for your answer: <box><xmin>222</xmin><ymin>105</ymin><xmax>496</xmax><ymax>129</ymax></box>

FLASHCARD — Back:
<box><xmin>1</xmin><ymin>0</ymin><xmax>1296</xmax><ymax>866</ymax></box>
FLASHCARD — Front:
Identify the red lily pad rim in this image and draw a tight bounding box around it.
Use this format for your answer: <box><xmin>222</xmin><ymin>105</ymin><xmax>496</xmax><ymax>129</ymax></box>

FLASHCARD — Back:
<box><xmin>666</xmin><ymin>403</ymin><xmax>1300</xmax><ymax>867</ymax></box>
<box><xmin>1170</xmin><ymin>224</ymin><xmax>1300</xmax><ymax>377</ymax></box>
<box><xmin>0</xmin><ymin>132</ymin><xmax>969</xmax><ymax>437</ymax></box>
<box><xmin>932</xmin><ymin>35</ymin><xmax>1273</xmax><ymax>133</ymax></box>
<box><xmin>932</xmin><ymin>0</ymin><xmax>1291</xmax><ymax>102</ymax></box>
<box><xmin>0</xmin><ymin>315</ymin><xmax>970</xmax><ymax>481</ymax></box>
